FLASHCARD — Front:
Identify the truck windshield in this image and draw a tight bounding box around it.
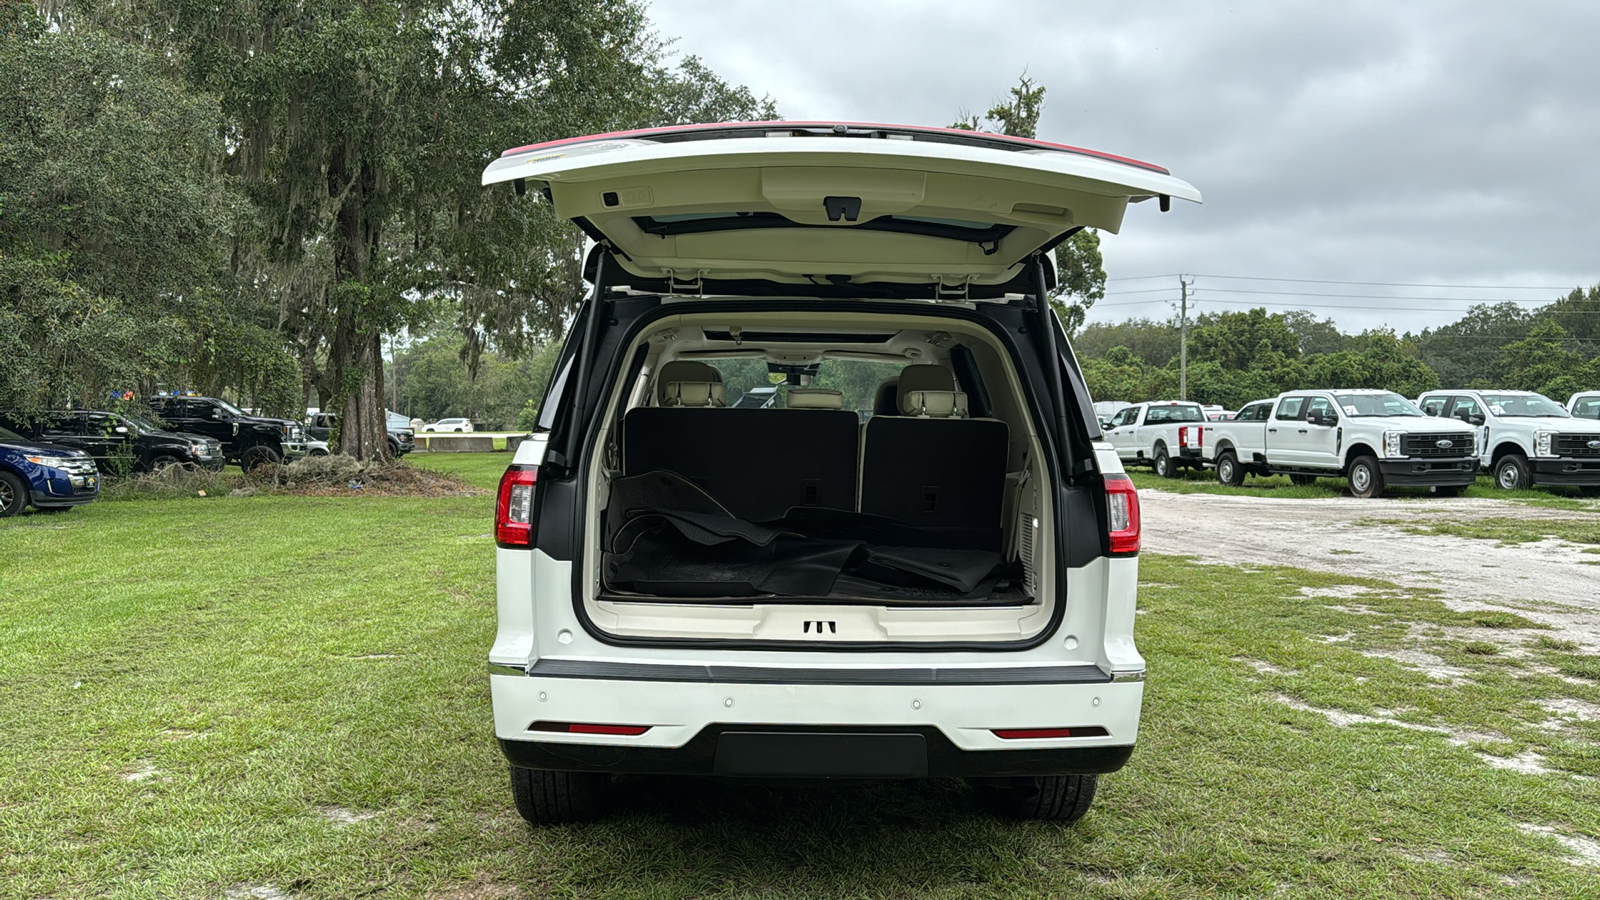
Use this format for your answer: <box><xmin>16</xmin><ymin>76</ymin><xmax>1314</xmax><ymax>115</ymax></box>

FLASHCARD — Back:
<box><xmin>1479</xmin><ymin>393</ymin><xmax>1570</xmax><ymax>418</ymax></box>
<box><xmin>122</xmin><ymin>410</ymin><xmax>169</xmax><ymax>434</ymax></box>
<box><xmin>1331</xmin><ymin>393</ymin><xmax>1425</xmax><ymax>417</ymax></box>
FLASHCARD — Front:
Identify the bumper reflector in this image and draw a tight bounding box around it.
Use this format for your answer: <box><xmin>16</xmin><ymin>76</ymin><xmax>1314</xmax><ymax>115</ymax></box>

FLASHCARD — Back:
<box><xmin>529</xmin><ymin>721</ymin><xmax>650</xmax><ymax>736</ymax></box>
<box><xmin>991</xmin><ymin>726</ymin><xmax>1109</xmax><ymax>740</ymax></box>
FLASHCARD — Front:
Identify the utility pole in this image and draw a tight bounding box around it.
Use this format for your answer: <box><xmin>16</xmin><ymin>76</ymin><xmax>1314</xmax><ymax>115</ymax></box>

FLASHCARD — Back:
<box><xmin>1179</xmin><ymin>276</ymin><xmax>1192</xmax><ymax>400</ymax></box>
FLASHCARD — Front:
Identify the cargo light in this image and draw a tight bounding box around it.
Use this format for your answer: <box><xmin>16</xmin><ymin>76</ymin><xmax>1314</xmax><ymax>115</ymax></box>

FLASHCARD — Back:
<box><xmin>992</xmin><ymin>726</ymin><xmax>1110</xmax><ymax>740</ymax></box>
<box><xmin>1105</xmin><ymin>474</ymin><xmax>1141</xmax><ymax>555</ymax></box>
<box><xmin>495</xmin><ymin>466</ymin><xmax>538</xmax><ymax>548</ymax></box>
<box><xmin>528</xmin><ymin>721</ymin><xmax>651</xmax><ymax>736</ymax></box>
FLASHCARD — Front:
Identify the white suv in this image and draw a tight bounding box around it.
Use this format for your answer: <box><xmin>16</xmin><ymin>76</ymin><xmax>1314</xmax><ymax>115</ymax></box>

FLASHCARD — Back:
<box><xmin>481</xmin><ymin>122</ymin><xmax>1199</xmax><ymax>824</ymax></box>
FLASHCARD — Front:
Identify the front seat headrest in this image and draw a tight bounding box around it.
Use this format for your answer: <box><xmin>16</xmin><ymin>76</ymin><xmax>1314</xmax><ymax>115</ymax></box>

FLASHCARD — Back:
<box><xmin>786</xmin><ymin>388</ymin><xmax>844</xmax><ymax>410</ymax></box>
<box><xmin>656</xmin><ymin>360</ymin><xmax>722</xmax><ymax>404</ymax></box>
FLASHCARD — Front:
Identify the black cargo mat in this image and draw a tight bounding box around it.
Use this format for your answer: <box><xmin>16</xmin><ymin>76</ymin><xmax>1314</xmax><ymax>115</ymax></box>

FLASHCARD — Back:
<box><xmin>602</xmin><ymin>470</ymin><xmax>1027</xmax><ymax>605</ymax></box>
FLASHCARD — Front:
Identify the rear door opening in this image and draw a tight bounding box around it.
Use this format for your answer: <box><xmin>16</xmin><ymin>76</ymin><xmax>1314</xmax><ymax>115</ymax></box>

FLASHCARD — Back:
<box><xmin>572</xmin><ymin>308</ymin><xmax>1071</xmax><ymax>645</ymax></box>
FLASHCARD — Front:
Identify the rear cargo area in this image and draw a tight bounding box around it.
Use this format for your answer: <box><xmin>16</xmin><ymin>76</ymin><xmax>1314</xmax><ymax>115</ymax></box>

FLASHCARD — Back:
<box><xmin>592</xmin><ymin>320</ymin><xmax>1043</xmax><ymax>609</ymax></box>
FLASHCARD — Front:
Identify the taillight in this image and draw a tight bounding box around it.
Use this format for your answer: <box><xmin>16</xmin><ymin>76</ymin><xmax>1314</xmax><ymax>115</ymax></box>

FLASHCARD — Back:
<box><xmin>495</xmin><ymin>466</ymin><xmax>538</xmax><ymax>548</ymax></box>
<box><xmin>1105</xmin><ymin>474</ymin><xmax>1141</xmax><ymax>555</ymax></box>
<box><xmin>1178</xmin><ymin>426</ymin><xmax>1203</xmax><ymax>449</ymax></box>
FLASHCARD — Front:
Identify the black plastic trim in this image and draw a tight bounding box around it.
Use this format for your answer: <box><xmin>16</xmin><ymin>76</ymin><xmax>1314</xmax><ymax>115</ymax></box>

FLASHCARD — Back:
<box><xmin>522</xmin><ymin>658</ymin><xmax>1111</xmax><ymax>685</ymax></box>
<box><xmin>1530</xmin><ymin>460</ymin><xmax>1600</xmax><ymax>485</ymax></box>
<box><xmin>500</xmin><ymin>725</ymin><xmax>1134</xmax><ymax>778</ymax></box>
<box><xmin>633</xmin><ymin>212</ymin><xmax>1016</xmax><ymax>245</ymax></box>
<box><xmin>1376</xmin><ymin>459</ymin><xmax>1478</xmax><ymax>487</ymax></box>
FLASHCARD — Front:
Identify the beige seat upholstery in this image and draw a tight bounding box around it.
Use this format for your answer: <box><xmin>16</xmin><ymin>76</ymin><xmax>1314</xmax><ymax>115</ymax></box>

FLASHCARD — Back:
<box><xmin>900</xmin><ymin>389</ymin><xmax>968</xmax><ymax>418</ymax></box>
<box><xmin>786</xmin><ymin>388</ymin><xmax>844</xmax><ymax>410</ymax></box>
<box><xmin>660</xmin><ymin>381</ymin><xmax>728</xmax><ymax>407</ymax></box>
<box><xmin>655</xmin><ymin>360</ymin><xmax>723</xmax><ymax>405</ymax></box>
<box><xmin>894</xmin><ymin>364</ymin><xmax>967</xmax><ymax>418</ymax></box>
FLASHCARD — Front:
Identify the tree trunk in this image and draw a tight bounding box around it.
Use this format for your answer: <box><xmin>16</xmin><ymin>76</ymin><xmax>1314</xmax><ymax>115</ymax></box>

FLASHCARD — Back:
<box><xmin>327</xmin><ymin>142</ymin><xmax>391</xmax><ymax>461</ymax></box>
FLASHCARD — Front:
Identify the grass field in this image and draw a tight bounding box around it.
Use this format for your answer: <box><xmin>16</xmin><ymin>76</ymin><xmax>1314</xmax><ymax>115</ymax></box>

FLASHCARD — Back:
<box><xmin>4</xmin><ymin>453</ymin><xmax>1599</xmax><ymax>898</ymax></box>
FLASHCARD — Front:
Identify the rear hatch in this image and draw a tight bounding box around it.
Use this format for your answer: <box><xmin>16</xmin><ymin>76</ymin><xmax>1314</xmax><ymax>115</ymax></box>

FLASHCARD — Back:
<box><xmin>482</xmin><ymin>122</ymin><xmax>1199</xmax><ymax>295</ymax></box>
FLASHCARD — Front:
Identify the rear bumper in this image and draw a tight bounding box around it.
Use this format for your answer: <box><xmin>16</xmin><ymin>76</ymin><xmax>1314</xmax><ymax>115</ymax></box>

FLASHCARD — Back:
<box><xmin>490</xmin><ymin>666</ymin><xmax>1142</xmax><ymax>778</ymax></box>
<box><xmin>1533</xmin><ymin>459</ymin><xmax>1600</xmax><ymax>485</ymax></box>
<box><xmin>499</xmin><ymin>727</ymin><xmax>1133</xmax><ymax>778</ymax></box>
<box><xmin>1379</xmin><ymin>458</ymin><xmax>1477</xmax><ymax>486</ymax></box>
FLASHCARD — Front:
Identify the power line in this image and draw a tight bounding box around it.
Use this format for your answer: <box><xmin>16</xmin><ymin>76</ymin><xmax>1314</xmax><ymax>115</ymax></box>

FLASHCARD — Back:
<box><xmin>1104</xmin><ymin>272</ymin><xmax>1584</xmax><ymax>291</ymax></box>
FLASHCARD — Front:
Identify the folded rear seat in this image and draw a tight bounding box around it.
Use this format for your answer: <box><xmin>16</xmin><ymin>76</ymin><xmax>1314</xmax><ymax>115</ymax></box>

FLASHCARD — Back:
<box><xmin>623</xmin><ymin>375</ymin><xmax>859</xmax><ymax>522</ymax></box>
<box><xmin>859</xmin><ymin>365</ymin><xmax>1009</xmax><ymax>550</ymax></box>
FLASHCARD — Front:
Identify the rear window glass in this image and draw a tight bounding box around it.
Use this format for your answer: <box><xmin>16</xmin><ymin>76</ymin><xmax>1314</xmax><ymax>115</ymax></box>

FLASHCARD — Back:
<box><xmin>702</xmin><ymin>358</ymin><xmax>907</xmax><ymax>417</ymax></box>
<box><xmin>1144</xmin><ymin>404</ymin><xmax>1204</xmax><ymax>423</ymax></box>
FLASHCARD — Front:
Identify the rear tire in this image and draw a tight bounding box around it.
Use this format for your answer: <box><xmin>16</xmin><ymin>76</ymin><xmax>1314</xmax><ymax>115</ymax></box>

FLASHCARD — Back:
<box><xmin>993</xmin><ymin>774</ymin><xmax>1098</xmax><ymax>823</ymax></box>
<box><xmin>1348</xmin><ymin>455</ymin><xmax>1385</xmax><ymax>499</ymax></box>
<box><xmin>1494</xmin><ymin>454</ymin><xmax>1531</xmax><ymax>491</ymax></box>
<box><xmin>1289</xmin><ymin>474</ymin><xmax>1317</xmax><ymax>486</ymax></box>
<box><xmin>510</xmin><ymin>766</ymin><xmax>609</xmax><ymax>825</ymax></box>
<box><xmin>1153</xmin><ymin>447</ymin><xmax>1176</xmax><ymax>478</ymax></box>
<box><xmin>147</xmin><ymin>454</ymin><xmax>182</xmax><ymax>473</ymax></box>
<box><xmin>239</xmin><ymin>445</ymin><xmax>281</xmax><ymax>472</ymax></box>
<box><xmin>0</xmin><ymin>471</ymin><xmax>26</xmax><ymax>517</ymax></box>
<box><xmin>1217</xmin><ymin>451</ymin><xmax>1245</xmax><ymax>486</ymax></box>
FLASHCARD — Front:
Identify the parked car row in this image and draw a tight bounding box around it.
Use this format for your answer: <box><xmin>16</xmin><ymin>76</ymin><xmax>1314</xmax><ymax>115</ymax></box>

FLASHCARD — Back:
<box><xmin>1105</xmin><ymin>388</ymin><xmax>1600</xmax><ymax>498</ymax></box>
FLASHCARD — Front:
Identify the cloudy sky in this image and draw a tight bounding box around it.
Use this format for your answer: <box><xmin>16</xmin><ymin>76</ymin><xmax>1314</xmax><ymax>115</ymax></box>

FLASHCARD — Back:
<box><xmin>645</xmin><ymin>0</ymin><xmax>1600</xmax><ymax>335</ymax></box>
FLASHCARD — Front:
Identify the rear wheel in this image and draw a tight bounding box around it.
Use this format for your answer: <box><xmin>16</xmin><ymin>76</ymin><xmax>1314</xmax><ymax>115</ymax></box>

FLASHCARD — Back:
<box><xmin>1289</xmin><ymin>474</ymin><xmax>1317</xmax><ymax>486</ymax></box>
<box><xmin>1153</xmin><ymin>446</ymin><xmax>1176</xmax><ymax>478</ymax></box>
<box><xmin>1216</xmin><ymin>451</ymin><xmax>1245</xmax><ymax>486</ymax></box>
<box><xmin>147</xmin><ymin>454</ymin><xmax>182</xmax><ymax>472</ymax></box>
<box><xmin>239</xmin><ymin>445</ymin><xmax>281</xmax><ymax>472</ymax></box>
<box><xmin>510</xmin><ymin>766</ymin><xmax>609</xmax><ymax>825</ymax></box>
<box><xmin>1348</xmin><ymin>455</ymin><xmax>1385</xmax><ymax>499</ymax></box>
<box><xmin>992</xmin><ymin>774</ymin><xmax>1098</xmax><ymax>823</ymax></box>
<box><xmin>1494</xmin><ymin>454</ymin><xmax>1531</xmax><ymax>491</ymax></box>
<box><xmin>0</xmin><ymin>471</ymin><xmax>26</xmax><ymax>517</ymax></box>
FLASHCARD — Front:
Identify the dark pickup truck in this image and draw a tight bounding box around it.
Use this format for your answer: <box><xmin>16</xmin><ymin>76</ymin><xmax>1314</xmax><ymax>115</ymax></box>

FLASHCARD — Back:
<box><xmin>2</xmin><ymin>409</ymin><xmax>224</xmax><ymax>474</ymax></box>
<box><xmin>146</xmin><ymin>396</ymin><xmax>307</xmax><ymax>470</ymax></box>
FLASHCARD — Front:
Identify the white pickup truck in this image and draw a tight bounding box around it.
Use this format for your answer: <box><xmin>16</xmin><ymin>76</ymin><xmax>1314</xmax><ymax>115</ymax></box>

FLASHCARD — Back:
<box><xmin>1416</xmin><ymin>390</ymin><xmax>1600</xmax><ymax>493</ymax></box>
<box><xmin>1203</xmin><ymin>390</ymin><xmax>1478</xmax><ymax>498</ymax></box>
<box><xmin>1103</xmin><ymin>401</ymin><xmax>1209</xmax><ymax>478</ymax></box>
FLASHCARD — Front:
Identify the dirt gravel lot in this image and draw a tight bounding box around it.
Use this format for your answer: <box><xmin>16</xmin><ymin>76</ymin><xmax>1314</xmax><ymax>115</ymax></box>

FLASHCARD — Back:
<box><xmin>1141</xmin><ymin>490</ymin><xmax>1600</xmax><ymax>647</ymax></box>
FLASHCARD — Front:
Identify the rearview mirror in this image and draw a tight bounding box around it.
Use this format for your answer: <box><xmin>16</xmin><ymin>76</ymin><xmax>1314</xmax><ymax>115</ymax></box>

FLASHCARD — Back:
<box><xmin>1309</xmin><ymin>410</ymin><xmax>1337</xmax><ymax>426</ymax></box>
<box><xmin>1467</xmin><ymin>413</ymin><xmax>1486</xmax><ymax>427</ymax></box>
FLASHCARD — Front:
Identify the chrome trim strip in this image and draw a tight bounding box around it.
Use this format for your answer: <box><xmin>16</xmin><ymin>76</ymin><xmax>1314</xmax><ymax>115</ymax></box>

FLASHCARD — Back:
<box><xmin>1109</xmin><ymin>669</ymin><xmax>1147</xmax><ymax>683</ymax></box>
<box><xmin>488</xmin><ymin>662</ymin><xmax>529</xmax><ymax>676</ymax></box>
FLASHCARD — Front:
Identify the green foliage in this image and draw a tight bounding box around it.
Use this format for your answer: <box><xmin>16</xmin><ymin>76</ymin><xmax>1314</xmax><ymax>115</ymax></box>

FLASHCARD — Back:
<box><xmin>394</xmin><ymin>332</ymin><xmax>560</xmax><ymax>429</ymax></box>
<box><xmin>952</xmin><ymin>72</ymin><xmax>1105</xmax><ymax>335</ymax></box>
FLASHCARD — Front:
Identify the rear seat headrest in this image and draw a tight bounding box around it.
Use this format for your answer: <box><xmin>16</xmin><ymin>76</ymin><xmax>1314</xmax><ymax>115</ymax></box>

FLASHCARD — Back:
<box><xmin>897</xmin><ymin>364</ymin><xmax>955</xmax><ymax>396</ymax></box>
<box><xmin>660</xmin><ymin>382</ymin><xmax>728</xmax><ymax>407</ymax></box>
<box><xmin>656</xmin><ymin>360</ymin><xmax>722</xmax><ymax>405</ymax></box>
<box><xmin>895</xmin><ymin>365</ymin><xmax>963</xmax><ymax>417</ymax></box>
<box><xmin>786</xmin><ymin>388</ymin><xmax>844</xmax><ymax>410</ymax></box>
<box><xmin>900</xmin><ymin>390</ymin><xmax>968</xmax><ymax>418</ymax></box>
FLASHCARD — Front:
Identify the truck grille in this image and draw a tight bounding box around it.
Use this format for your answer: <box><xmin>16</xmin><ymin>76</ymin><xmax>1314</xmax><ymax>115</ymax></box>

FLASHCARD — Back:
<box><xmin>1403</xmin><ymin>432</ymin><xmax>1473</xmax><ymax>458</ymax></box>
<box><xmin>56</xmin><ymin>457</ymin><xmax>99</xmax><ymax>477</ymax></box>
<box><xmin>1556</xmin><ymin>434</ymin><xmax>1600</xmax><ymax>458</ymax></box>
